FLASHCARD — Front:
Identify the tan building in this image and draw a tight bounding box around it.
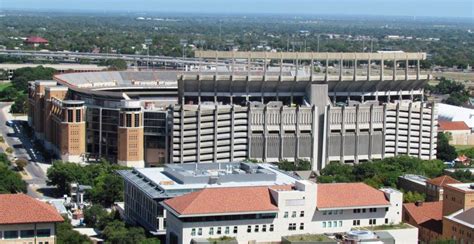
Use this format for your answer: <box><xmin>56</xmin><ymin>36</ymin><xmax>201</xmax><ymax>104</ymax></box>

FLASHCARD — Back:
<box><xmin>443</xmin><ymin>208</ymin><xmax>474</xmax><ymax>243</ymax></box>
<box><xmin>426</xmin><ymin>175</ymin><xmax>461</xmax><ymax>202</ymax></box>
<box><xmin>438</xmin><ymin>121</ymin><xmax>474</xmax><ymax>146</ymax></box>
<box><xmin>0</xmin><ymin>194</ymin><xmax>63</xmax><ymax>244</ymax></box>
<box><xmin>442</xmin><ymin>183</ymin><xmax>474</xmax><ymax>216</ymax></box>
<box><xmin>117</xmin><ymin>100</ymin><xmax>145</xmax><ymax>168</ymax></box>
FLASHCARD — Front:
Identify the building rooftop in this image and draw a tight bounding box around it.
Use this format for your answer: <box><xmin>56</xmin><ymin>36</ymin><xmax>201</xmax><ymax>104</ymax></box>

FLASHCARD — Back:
<box><xmin>399</xmin><ymin>174</ymin><xmax>429</xmax><ymax>186</ymax></box>
<box><xmin>447</xmin><ymin>208</ymin><xmax>474</xmax><ymax>227</ymax></box>
<box><xmin>25</xmin><ymin>36</ymin><xmax>48</xmax><ymax>44</ymax></box>
<box><xmin>438</xmin><ymin>121</ymin><xmax>470</xmax><ymax>131</ymax></box>
<box><xmin>316</xmin><ymin>183</ymin><xmax>391</xmax><ymax>210</ymax></box>
<box><xmin>426</xmin><ymin>175</ymin><xmax>461</xmax><ymax>187</ymax></box>
<box><xmin>117</xmin><ymin>162</ymin><xmax>300</xmax><ymax>199</ymax></box>
<box><xmin>403</xmin><ymin>201</ymin><xmax>443</xmax><ymax>234</ymax></box>
<box><xmin>163</xmin><ymin>185</ymin><xmax>285</xmax><ymax>216</ymax></box>
<box><xmin>0</xmin><ymin>194</ymin><xmax>64</xmax><ymax>225</ymax></box>
<box><xmin>444</xmin><ymin>183</ymin><xmax>474</xmax><ymax>193</ymax></box>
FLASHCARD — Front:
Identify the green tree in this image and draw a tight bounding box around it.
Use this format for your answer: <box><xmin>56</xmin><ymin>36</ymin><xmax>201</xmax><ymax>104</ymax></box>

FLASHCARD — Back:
<box><xmin>84</xmin><ymin>205</ymin><xmax>114</xmax><ymax>230</ymax></box>
<box><xmin>90</xmin><ymin>173</ymin><xmax>124</xmax><ymax>207</ymax></box>
<box><xmin>15</xmin><ymin>158</ymin><xmax>28</xmax><ymax>171</ymax></box>
<box><xmin>436</xmin><ymin>132</ymin><xmax>457</xmax><ymax>162</ymax></box>
<box><xmin>0</xmin><ymin>164</ymin><xmax>27</xmax><ymax>193</ymax></box>
<box><xmin>403</xmin><ymin>191</ymin><xmax>426</xmax><ymax>203</ymax></box>
<box><xmin>102</xmin><ymin>220</ymin><xmax>147</xmax><ymax>244</ymax></box>
<box><xmin>56</xmin><ymin>218</ymin><xmax>92</xmax><ymax>244</ymax></box>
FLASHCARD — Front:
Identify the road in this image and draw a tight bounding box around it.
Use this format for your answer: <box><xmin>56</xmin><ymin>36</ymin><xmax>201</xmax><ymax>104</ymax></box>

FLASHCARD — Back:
<box><xmin>0</xmin><ymin>102</ymin><xmax>54</xmax><ymax>199</ymax></box>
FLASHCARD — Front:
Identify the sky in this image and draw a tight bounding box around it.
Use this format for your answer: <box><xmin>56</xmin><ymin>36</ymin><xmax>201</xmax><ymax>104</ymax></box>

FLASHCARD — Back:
<box><xmin>1</xmin><ymin>0</ymin><xmax>473</xmax><ymax>19</ymax></box>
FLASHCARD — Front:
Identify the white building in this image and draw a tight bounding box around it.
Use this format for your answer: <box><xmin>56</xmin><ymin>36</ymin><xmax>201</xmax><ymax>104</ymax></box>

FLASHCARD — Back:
<box><xmin>162</xmin><ymin>180</ymin><xmax>412</xmax><ymax>244</ymax></box>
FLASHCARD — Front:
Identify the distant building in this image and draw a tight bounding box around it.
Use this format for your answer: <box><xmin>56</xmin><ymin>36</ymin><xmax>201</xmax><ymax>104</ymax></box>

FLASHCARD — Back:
<box><xmin>398</xmin><ymin>174</ymin><xmax>429</xmax><ymax>194</ymax></box>
<box><xmin>0</xmin><ymin>194</ymin><xmax>63</xmax><ymax>243</ymax></box>
<box><xmin>24</xmin><ymin>36</ymin><xmax>49</xmax><ymax>47</ymax></box>
<box><xmin>438</xmin><ymin>121</ymin><xmax>474</xmax><ymax>145</ymax></box>
<box><xmin>438</xmin><ymin>103</ymin><xmax>474</xmax><ymax>131</ymax></box>
<box><xmin>161</xmin><ymin>180</ymin><xmax>410</xmax><ymax>244</ymax></box>
<box><xmin>443</xmin><ymin>208</ymin><xmax>474</xmax><ymax>243</ymax></box>
<box><xmin>426</xmin><ymin>175</ymin><xmax>461</xmax><ymax>201</ymax></box>
<box><xmin>403</xmin><ymin>201</ymin><xmax>443</xmax><ymax>242</ymax></box>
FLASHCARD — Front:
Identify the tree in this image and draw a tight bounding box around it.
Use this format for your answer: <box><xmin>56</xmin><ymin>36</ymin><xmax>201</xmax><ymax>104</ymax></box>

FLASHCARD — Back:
<box><xmin>403</xmin><ymin>191</ymin><xmax>426</xmax><ymax>203</ymax></box>
<box><xmin>90</xmin><ymin>173</ymin><xmax>124</xmax><ymax>207</ymax></box>
<box><xmin>84</xmin><ymin>205</ymin><xmax>114</xmax><ymax>230</ymax></box>
<box><xmin>47</xmin><ymin>161</ymin><xmax>87</xmax><ymax>195</ymax></box>
<box><xmin>436</xmin><ymin>132</ymin><xmax>457</xmax><ymax>162</ymax></box>
<box><xmin>451</xmin><ymin>170</ymin><xmax>473</xmax><ymax>182</ymax></box>
<box><xmin>0</xmin><ymin>164</ymin><xmax>27</xmax><ymax>193</ymax></box>
<box><xmin>10</xmin><ymin>93</ymin><xmax>28</xmax><ymax>114</ymax></box>
<box><xmin>56</xmin><ymin>218</ymin><xmax>92</xmax><ymax>244</ymax></box>
<box><xmin>102</xmin><ymin>220</ymin><xmax>146</xmax><ymax>244</ymax></box>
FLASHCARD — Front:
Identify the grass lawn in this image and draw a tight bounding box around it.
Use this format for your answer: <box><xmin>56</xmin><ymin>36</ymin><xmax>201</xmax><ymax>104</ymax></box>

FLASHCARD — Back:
<box><xmin>285</xmin><ymin>234</ymin><xmax>333</xmax><ymax>242</ymax></box>
<box><xmin>355</xmin><ymin>223</ymin><xmax>412</xmax><ymax>231</ymax></box>
<box><xmin>0</xmin><ymin>82</ymin><xmax>12</xmax><ymax>92</ymax></box>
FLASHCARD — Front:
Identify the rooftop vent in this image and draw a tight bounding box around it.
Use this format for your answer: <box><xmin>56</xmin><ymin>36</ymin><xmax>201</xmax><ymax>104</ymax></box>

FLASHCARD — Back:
<box><xmin>415</xmin><ymin>201</ymin><xmax>423</xmax><ymax>207</ymax></box>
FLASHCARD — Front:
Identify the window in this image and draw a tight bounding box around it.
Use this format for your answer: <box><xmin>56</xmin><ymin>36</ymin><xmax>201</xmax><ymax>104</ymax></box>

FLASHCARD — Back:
<box><xmin>333</xmin><ymin>221</ymin><xmax>337</xmax><ymax>227</ymax></box>
<box><xmin>369</xmin><ymin>219</ymin><xmax>377</xmax><ymax>225</ymax></box>
<box><xmin>369</xmin><ymin>208</ymin><xmax>377</xmax><ymax>213</ymax></box>
<box><xmin>233</xmin><ymin>226</ymin><xmax>238</xmax><ymax>234</ymax></box>
<box><xmin>36</xmin><ymin>229</ymin><xmax>51</xmax><ymax>237</ymax></box>
<box><xmin>353</xmin><ymin>220</ymin><xmax>361</xmax><ymax>226</ymax></box>
<box><xmin>191</xmin><ymin>228</ymin><xmax>196</xmax><ymax>236</ymax></box>
<box><xmin>339</xmin><ymin>221</ymin><xmax>343</xmax><ymax>227</ymax></box>
<box><xmin>300</xmin><ymin>211</ymin><xmax>305</xmax><ymax>217</ymax></box>
<box><xmin>269</xmin><ymin>224</ymin><xmax>274</xmax><ymax>232</ymax></box>
<box><xmin>21</xmin><ymin>230</ymin><xmax>35</xmax><ymax>238</ymax></box>
<box><xmin>300</xmin><ymin>223</ymin><xmax>304</xmax><ymax>230</ymax></box>
<box><xmin>217</xmin><ymin>227</ymin><xmax>221</xmax><ymax>235</ymax></box>
<box><xmin>385</xmin><ymin>218</ymin><xmax>389</xmax><ymax>224</ymax></box>
<box><xmin>362</xmin><ymin>209</ymin><xmax>366</xmax><ymax>213</ymax></box>
<box><xmin>134</xmin><ymin>114</ymin><xmax>140</xmax><ymax>127</ymax></box>
<box><xmin>68</xmin><ymin>110</ymin><xmax>74</xmax><ymax>122</ymax></box>
<box><xmin>284</xmin><ymin>211</ymin><xmax>289</xmax><ymax>218</ymax></box>
<box><xmin>225</xmin><ymin>227</ymin><xmax>230</xmax><ymax>234</ymax></box>
<box><xmin>328</xmin><ymin>210</ymin><xmax>332</xmax><ymax>215</ymax></box>
<box><xmin>126</xmin><ymin>114</ymin><xmax>132</xmax><ymax>127</ymax></box>
<box><xmin>254</xmin><ymin>225</ymin><xmax>259</xmax><ymax>232</ymax></box>
<box><xmin>76</xmin><ymin>110</ymin><xmax>81</xmax><ymax>122</ymax></box>
<box><xmin>288</xmin><ymin>223</ymin><xmax>297</xmax><ymax>231</ymax></box>
<box><xmin>323</xmin><ymin>211</ymin><xmax>327</xmax><ymax>215</ymax></box>
<box><xmin>353</xmin><ymin>209</ymin><xmax>361</xmax><ymax>213</ymax></box>
<box><xmin>328</xmin><ymin>221</ymin><xmax>332</xmax><ymax>228</ymax></box>
<box><xmin>209</xmin><ymin>227</ymin><xmax>214</xmax><ymax>235</ymax></box>
<box><xmin>322</xmin><ymin>222</ymin><xmax>327</xmax><ymax>228</ymax></box>
<box><xmin>339</xmin><ymin>210</ymin><xmax>343</xmax><ymax>214</ymax></box>
<box><xmin>247</xmin><ymin>225</ymin><xmax>251</xmax><ymax>233</ymax></box>
<box><xmin>262</xmin><ymin>225</ymin><xmax>267</xmax><ymax>232</ymax></box>
<box><xmin>385</xmin><ymin>207</ymin><xmax>389</xmax><ymax>212</ymax></box>
<box><xmin>292</xmin><ymin>211</ymin><xmax>297</xmax><ymax>218</ymax></box>
<box><xmin>198</xmin><ymin>228</ymin><xmax>202</xmax><ymax>236</ymax></box>
<box><xmin>4</xmin><ymin>230</ymin><xmax>18</xmax><ymax>239</ymax></box>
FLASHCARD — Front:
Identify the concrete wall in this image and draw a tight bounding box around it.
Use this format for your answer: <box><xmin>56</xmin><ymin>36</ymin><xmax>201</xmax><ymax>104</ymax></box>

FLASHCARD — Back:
<box><xmin>0</xmin><ymin>222</ymin><xmax>57</xmax><ymax>244</ymax></box>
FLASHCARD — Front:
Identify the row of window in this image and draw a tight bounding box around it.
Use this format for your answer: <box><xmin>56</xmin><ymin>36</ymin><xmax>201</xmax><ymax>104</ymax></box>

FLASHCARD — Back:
<box><xmin>191</xmin><ymin>224</ymin><xmax>277</xmax><ymax>237</ymax></box>
<box><xmin>322</xmin><ymin>221</ymin><xmax>343</xmax><ymax>228</ymax></box>
<box><xmin>0</xmin><ymin>229</ymin><xmax>51</xmax><ymax>239</ymax></box>
<box><xmin>288</xmin><ymin>223</ymin><xmax>304</xmax><ymax>231</ymax></box>
<box><xmin>248</xmin><ymin>224</ymin><xmax>275</xmax><ymax>233</ymax></box>
<box><xmin>451</xmin><ymin>226</ymin><xmax>472</xmax><ymax>238</ymax></box>
<box><xmin>353</xmin><ymin>207</ymin><xmax>386</xmax><ymax>214</ymax></box>
<box><xmin>283</xmin><ymin>211</ymin><xmax>304</xmax><ymax>218</ymax></box>
<box><xmin>323</xmin><ymin>210</ymin><xmax>343</xmax><ymax>215</ymax></box>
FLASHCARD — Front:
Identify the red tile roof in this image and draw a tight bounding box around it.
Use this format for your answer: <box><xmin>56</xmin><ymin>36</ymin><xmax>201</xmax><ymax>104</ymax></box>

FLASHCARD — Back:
<box><xmin>317</xmin><ymin>183</ymin><xmax>390</xmax><ymax>209</ymax></box>
<box><xmin>438</xmin><ymin>121</ymin><xmax>470</xmax><ymax>131</ymax></box>
<box><xmin>426</xmin><ymin>175</ymin><xmax>460</xmax><ymax>187</ymax></box>
<box><xmin>163</xmin><ymin>186</ymin><xmax>281</xmax><ymax>216</ymax></box>
<box><xmin>403</xmin><ymin>201</ymin><xmax>443</xmax><ymax>234</ymax></box>
<box><xmin>25</xmin><ymin>36</ymin><xmax>49</xmax><ymax>44</ymax></box>
<box><xmin>0</xmin><ymin>194</ymin><xmax>64</xmax><ymax>224</ymax></box>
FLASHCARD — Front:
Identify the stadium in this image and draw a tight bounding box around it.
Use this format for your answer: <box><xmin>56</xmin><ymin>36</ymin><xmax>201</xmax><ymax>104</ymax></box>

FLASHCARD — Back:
<box><xmin>28</xmin><ymin>51</ymin><xmax>437</xmax><ymax>170</ymax></box>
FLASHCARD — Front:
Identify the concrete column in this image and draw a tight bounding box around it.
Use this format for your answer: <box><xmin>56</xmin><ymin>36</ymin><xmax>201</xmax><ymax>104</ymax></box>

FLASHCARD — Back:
<box><xmin>279</xmin><ymin>55</ymin><xmax>283</xmax><ymax>81</ymax></box>
<box><xmin>197</xmin><ymin>105</ymin><xmax>201</xmax><ymax>163</ymax></box>
<box><xmin>295</xmin><ymin>106</ymin><xmax>300</xmax><ymax>161</ymax></box>
<box><xmin>368</xmin><ymin>104</ymin><xmax>374</xmax><ymax>160</ymax></box>
<box><xmin>367</xmin><ymin>58</ymin><xmax>371</xmax><ymax>81</ymax></box>
<box><xmin>247</xmin><ymin>56</ymin><xmax>251</xmax><ymax>77</ymax></box>
<box><xmin>380</xmin><ymin>58</ymin><xmax>384</xmax><ymax>81</ymax></box>
<box><xmin>180</xmin><ymin>105</ymin><xmax>184</xmax><ymax>163</ymax></box>
<box><xmin>382</xmin><ymin>104</ymin><xmax>387</xmax><ymax>159</ymax></box>
<box><xmin>311</xmin><ymin>105</ymin><xmax>318</xmax><ymax>171</ymax></box>
<box><xmin>416</xmin><ymin>59</ymin><xmax>420</xmax><ymax>80</ymax></box>
<box><xmin>279</xmin><ymin>106</ymin><xmax>284</xmax><ymax>160</ymax></box>
<box><xmin>429</xmin><ymin>104</ymin><xmax>436</xmax><ymax>160</ymax></box>
<box><xmin>247</xmin><ymin>106</ymin><xmax>252</xmax><ymax>159</ymax></box>
<box><xmin>230</xmin><ymin>105</ymin><xmax>235</xmax><ymax>161</ymax></box>
<box><xmin>325</xmin><ymin>57</ymin><xmax>329</xmax><ymax>82</ymax></box>
<box><xmin>407</xmin><ymin>102</ymin><xmax>412</xmax><ymax>156</ymax></box>
<box><xmin>213</xmin><ymin>105</ymin><xmax>218</xmax><ymax>162</ymax></box>
<box><xmin>339</xmin><ymin>58</ymin><xmax>343</xmax><ymax>81</ymax></box>
<box><xmin>393</xmin><ymin>59</ymin><xmax>397</xmax><ymax>81</ymax></box>
<box><xmin>353</xmin><ymin>58</ymin><xmax>357</xmax><ymax>81</ymax></box>
<box><xmin>395</xmin><ymin>103</ymin><xmax>400</xmax><ymax>156</ymax></box>
<box><xmin>418</xmin><ymin>104</ymin><xmax>424</xmax><ymax>158</ymax></box>
<box><xmin>340</xmin><ymin>106</ymin><xmax>345</xmax><ymax>163</ymax></box>
<box><xmin>99</xmin><ymin>108</ymin><xmax>103</xmax><ymax>156</ymax></box>
<box><xmin>354</xmin><ymin>104</ymin><xmax>360</xmax><ymax>163</ymax></box>
<box><xmin>405</xmin><ymin>58</ymin><xmax>409</xmax><ymax>81</ymax></box>
<box><xmin>263</xmin><ymin>105</ymin><xmax>268</xmax><ymax>162</ymax></box>
<box><xmin>295</xmin><ymin>55</ymin><xmax>299</xmax><ymax>80</ymax></box>
<box><xmin>310</xmin><ymin>58</ymin><xmax>314</xmax><ymax>81</ymax></box>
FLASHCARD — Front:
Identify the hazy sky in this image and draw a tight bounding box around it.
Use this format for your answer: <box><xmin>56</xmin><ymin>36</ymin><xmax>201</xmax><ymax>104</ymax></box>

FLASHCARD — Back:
<box><xmin>2</xmin><ymin>0</ymin><xmax>473</xmax><ymax>18</ymax></box>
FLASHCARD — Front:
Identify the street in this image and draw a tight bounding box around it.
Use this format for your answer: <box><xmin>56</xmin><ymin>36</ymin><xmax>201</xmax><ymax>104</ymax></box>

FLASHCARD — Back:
<box><xmin>0</xmin><ymin>102</ymin><xmax>54</xmax><ymax>199</ymax></box>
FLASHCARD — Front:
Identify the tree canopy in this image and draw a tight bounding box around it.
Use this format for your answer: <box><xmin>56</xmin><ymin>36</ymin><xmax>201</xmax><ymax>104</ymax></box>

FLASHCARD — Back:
<box><xmin>436</xmin><ymin>132</ymin><xmax>457</xmax><ymax>162</ymax></box>
<box><xmin>0</xmin><ymin>153</ymin><xmax>27</xmax><ymax>193</ymax></box>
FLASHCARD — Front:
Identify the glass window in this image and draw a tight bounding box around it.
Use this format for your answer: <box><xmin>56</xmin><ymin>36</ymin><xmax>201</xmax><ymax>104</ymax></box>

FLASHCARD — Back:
<box><xmin>323</xmin><ymin>211</ymin><xmax>327</xmax><ymax>215</ymax></box>
<box><xmin>328</xmin><ymin>221</ymin><xmax>332</xmax><ymax>228</ymax></box>
<box><xmin>126</xmin><ymin>114</ymin><xmax>132</xmax><ymax>127</ymax></box>
<box><xmin>225</xmin><ymin>226</ymin><xmax>230</xmax><ymax>234</ymax></box>
<box><xmin>300</xmin><ymin>211</ymin><xmax>304</xmax><ymax>217</ymax></box>
<box><xmin>21</xmin><ymin>230</ymin><xmax>35</xmax><ymax>238</ymax></box>
<box><xmin>262</xmin><ymin>225</ymin><xmax>267</xmax><ymax>232</ymax></box>
<box><xmin>68</xmin><ymin>110</ymin><xmax>74</xmax><ymax>122</ymax></box>
<box><xmin>233</xmin><ymin>226</ymin><xmax>238</xmax><ymax>234</ymax></box>
<box><xmin>191</xmin><ymin>228</ymin><xmax>196</xmax><ymax>236</ymax></box>
<box><xmin>300</xmin><ymin>223</ymin><xmax>304</xmax><ymax>230</ymax></box>
<box><xmin>36</xmin><ymin>229</ymin><xmax>51</xmax><ymax>237</ymax></box>
<box><xmin>76</xmin><ymin>109</ymin><xmax>81</xmax><ymax>122</ymax></box>
<box><xmin>4</xmin><ymin>230</ymin><xmax>18</xmax><ymax>239</ymax></box>
<box><xmin>333</xmin><ymin>221</ymin><xmax>337</xmax><ymax>227</ymax></box>
<box><xmin>198</xmin><ymin>228</ymin><xmax>202</xmax><ymax>236</ymax></box>
<box><xmin>339</xmin><ymin>221</ymin><xmax>343</xmax><ymax>227</ymax></box>
<box><xmin>247</xmin><ymin>225</ymin><xmax>251</xmax><ymax>233</ymax></box>
<box><xmin>209</xmin><ymin>227</ymin><xmax>214</xmax><ymax>235</ymax></box>
<box><xmin>134</xmin><ymin>114</ymin><xmax>140</xmax><ymax>127</ymax></box>
<box><xmin>385</xmin><ymin>218</ymin><xmax>389</xmax><ymax>224</ymax></box>
<box><xmin>322</xmin><ymin>222</ymin><xmax>326</xmax><ymax>228</ymax></box>
<box><xmin>292</xmin><ymin>211</ymin><xmax>296</xmax><ymax>218</ymax></box>
<box><xmin>339</xmin><ymin>210</ymin><xmax>343</xmax><ymax>214</ymax></box>
<box><xmin>254</xmin><ymin>225</ymin><xmax>259</xmax><ymax>232</ymax></box>
<box><xmin>269</xmin><ymin>224</ymin><xmax>274</xmax><ymax>232</ymax></box>
<box><xmin>217</xmin><ymin>227</ymin><xmax>221</xmax><ymax>234</ymax></box>
<box><xmin>284</xmin><ymin>212</ymin><xmax>289</xmax><ymax>218</ymax></box>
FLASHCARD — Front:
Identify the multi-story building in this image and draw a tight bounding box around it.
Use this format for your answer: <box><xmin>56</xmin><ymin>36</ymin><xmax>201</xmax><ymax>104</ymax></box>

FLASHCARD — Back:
<box><xmin>161</xmin><ymin>180</ymin><xmax>414</xmax><ymax>244</ymax></box>
<box><xmin>28</xmin><ymin>51</ymin><xmax>438</xmax><ymax>169</ymax></box>
<box><xmin>443</xmin><ymin>208</ymin><xmax>474</xmax><ymax>243</ymax></box>
<box><xmin>0</xmin><ymin>194</ymin><xmax>64</xmax><ymax>244</ymax></box>
<box><xmin>425</xmin><ymin>175</ymin><xmax>461</xmax><ymax>202</ymax></box>
<box><xmin>117</xmin><ymin>162</ymin><xmax>300</xmax><ymax>235</ymax></box>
